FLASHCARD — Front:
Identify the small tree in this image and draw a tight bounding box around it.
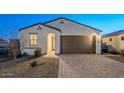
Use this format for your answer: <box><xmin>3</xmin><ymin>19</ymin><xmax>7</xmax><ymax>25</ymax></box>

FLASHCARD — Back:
<box><xmin>8</xmin><ymin>39</ymin><xmax>20</xmax><ymax>59</ymax></box>
<box><xmin>8</xmin><ymin>29</ymin><xmax>20</xmax><ymax>60</ymax></box>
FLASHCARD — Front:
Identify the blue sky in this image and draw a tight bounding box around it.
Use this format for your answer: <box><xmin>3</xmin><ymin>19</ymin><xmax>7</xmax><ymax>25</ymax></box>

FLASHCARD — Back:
<box><xmin>0</xmin><ymin>14</ymin><xmax>124</xmax><ymax>40</ymax></box>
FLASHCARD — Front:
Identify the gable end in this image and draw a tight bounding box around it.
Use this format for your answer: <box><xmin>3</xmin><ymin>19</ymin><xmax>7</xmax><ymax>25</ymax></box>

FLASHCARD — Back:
<box><xmin>43</xmin><ymin>17</ymin><xmax>102</xmax><ymax>32</ymax></box>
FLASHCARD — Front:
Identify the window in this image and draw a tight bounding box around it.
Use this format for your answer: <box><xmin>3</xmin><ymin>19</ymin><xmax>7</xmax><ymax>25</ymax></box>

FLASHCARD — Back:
<box><xmin>121</xmin><ymin>36</ymin><xmax>124</xmax><ymax>40</ymax></box>
<box><xmin>30</xmin><ymin>34</ymin><xmax>37</xmax><ymax>46</ymax></box>
<box><xmin>109</xmin><ymin>38</ymin><xmax>112</xmax><ymax>42</ymax></box>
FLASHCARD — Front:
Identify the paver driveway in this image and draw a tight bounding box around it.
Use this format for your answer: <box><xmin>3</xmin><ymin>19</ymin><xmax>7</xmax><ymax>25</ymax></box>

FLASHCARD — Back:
<box><xmin>58</xmin><ymin>54</ymin><xmax>124</xmax><ymax>78</ymax></box>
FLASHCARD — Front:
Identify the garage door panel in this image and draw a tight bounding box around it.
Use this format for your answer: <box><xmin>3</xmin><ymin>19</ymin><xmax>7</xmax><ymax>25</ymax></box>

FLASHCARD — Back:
<box><xmin>61</xmin><ymin>36</ymin><xmax>96</xmax><ymax>54</ymax></box>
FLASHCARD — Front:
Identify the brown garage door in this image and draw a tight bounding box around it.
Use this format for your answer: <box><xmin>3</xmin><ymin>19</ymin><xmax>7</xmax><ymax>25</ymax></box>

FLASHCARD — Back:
<box><xmin>61</xmin><ymin>36</ymin><xmax>96</xmax><ymax>54</ymax></box>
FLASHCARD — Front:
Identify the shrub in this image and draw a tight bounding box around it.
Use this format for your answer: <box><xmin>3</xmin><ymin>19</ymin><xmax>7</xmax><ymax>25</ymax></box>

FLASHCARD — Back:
<box><xmin>23</xmin><ymin>52</ymin><xmax>28</xmax><ymax>56</ymax></box>
<box><xmin>34</xmin><ymin>48</ymin><xmax>42</xmax><ymax>57</ymax></box>
<box><xmin>31</xmin><ymin>60</ymin><xmax>38</xmax><ymax>67</ymax></box>
<box><xmin>120</xmin><ymin>49</ymin><xmax>124</xmax><ymax>56</ymax></box>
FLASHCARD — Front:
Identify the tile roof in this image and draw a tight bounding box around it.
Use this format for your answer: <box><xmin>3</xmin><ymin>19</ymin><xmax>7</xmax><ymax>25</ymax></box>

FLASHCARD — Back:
<box><xmin>19</xmin><ymin>17</ymin><xmax>102</xmax><ymax>32</ymax></box>
<box><xmin>103</xmin><ymin>30</ymin><xmax>124</xmax><ymax>37</ymax></box>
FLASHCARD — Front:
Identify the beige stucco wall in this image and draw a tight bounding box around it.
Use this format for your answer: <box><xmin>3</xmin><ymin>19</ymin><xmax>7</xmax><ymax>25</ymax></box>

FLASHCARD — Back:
<box><xmin>96</xmin><ymin>35</ymin><xmax>101</xmax><ymax>54</ymax></box>
<box><xmin>118</xmin><ymin>34</ymin><xmax>124</xmax><ymax>50</ymax></box>
<box><xmin>102</xmin><ymin>35</ymin><xmax>121</xmax><ymax>52</ymax></box>
<box><xmin>46</xmin><ymin>18</ymin><xmax>101</xmax><ymax>54</ymax></box>
<box><xmin>20</xmin><ymin>24</ymin><xmax>60</xmax><ymax>55</ymax></box>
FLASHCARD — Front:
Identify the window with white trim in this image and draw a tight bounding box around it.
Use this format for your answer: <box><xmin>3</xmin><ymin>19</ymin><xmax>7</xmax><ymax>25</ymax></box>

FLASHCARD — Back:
<box><xmin>30</xmin><ymin>34</ymin><xmax>37</xmax><ymax>46</ymax></box>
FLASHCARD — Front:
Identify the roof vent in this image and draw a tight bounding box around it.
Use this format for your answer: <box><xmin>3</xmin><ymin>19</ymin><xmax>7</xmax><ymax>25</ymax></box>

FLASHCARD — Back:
<box><xmin>37</xmin><ymin>26</ymin><xmax>42</xmax><ymax>30</ymax></box>
<box><xmin>60</xmin><ymin>19</ymin><xmax>64</xmax><ymax>24</ymax></box>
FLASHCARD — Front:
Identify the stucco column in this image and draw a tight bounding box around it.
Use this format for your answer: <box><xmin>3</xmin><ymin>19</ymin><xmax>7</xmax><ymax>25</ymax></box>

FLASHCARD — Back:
<box><xmin>96</xmin><ymin>35</ymin><xmax>101</xmax><ymax>54</ymax></box>
<box><xmin>55</xmin><ymin>35</ymin><xmax>60</xmax><ymax>54</ymax></box>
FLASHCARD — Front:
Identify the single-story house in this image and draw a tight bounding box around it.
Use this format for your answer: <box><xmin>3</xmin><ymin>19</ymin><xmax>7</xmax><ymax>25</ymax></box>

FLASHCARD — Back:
<box><xmin>19</xmin><ymin>17</ymin><xmax>102</xmax><ymax>55</ymax></box>
<box><xmin>102</xmin><ymin>30</ymin><xmax>124</xmax><ymax>53</ymax></box>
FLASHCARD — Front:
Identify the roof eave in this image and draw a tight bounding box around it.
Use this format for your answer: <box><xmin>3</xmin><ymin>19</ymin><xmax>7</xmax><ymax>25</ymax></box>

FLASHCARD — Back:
<box><xmin>19</xmin><ymin>23</ymin><xmax>42</xmax><ymax>31</ymax></box>
<box><xmin>19</xmin><ymin>23</ymin><xmax>61</xmax><ymax>32</ymax></box>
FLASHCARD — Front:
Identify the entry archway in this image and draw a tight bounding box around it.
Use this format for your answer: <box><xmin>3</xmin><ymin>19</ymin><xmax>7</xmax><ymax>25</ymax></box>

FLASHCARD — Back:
<box><xmin>47</xmin><ymin>33</ymin><xmax>55</xmax><ymax>55</ymax></box>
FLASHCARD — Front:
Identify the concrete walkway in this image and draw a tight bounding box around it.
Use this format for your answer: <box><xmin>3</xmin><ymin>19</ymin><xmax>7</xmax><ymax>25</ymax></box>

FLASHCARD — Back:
<box><xmin>58</xmin><ymin>54</ymin><xmax>124</xmax><ymax>78</ymax></box>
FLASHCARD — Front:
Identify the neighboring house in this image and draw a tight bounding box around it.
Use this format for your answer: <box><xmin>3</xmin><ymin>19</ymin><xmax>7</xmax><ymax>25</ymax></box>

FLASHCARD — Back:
<box><xmin>0</xmin><ymin>39</ymin><xmax>8</xmax><ymax>47</ymax></box>
<box><xmin>102</xmin><ymin>30</ymin><xmax>124</xmax><ymax>53</ymax></box>
<box><xmin>19</xmin><ymin>17</ymin><xmax>102</xmax><ymax>55</ymax></box>
<box><xmin>0</xmin><ymin>39</ymin><xmax>9</xmax><ymax>54</ymax></box>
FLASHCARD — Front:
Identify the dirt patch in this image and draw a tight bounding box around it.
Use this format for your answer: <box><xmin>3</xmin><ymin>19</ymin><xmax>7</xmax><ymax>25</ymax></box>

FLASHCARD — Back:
<box><xmin>0</xmin><ymin>56</ymin><xmax>33</xmax><ymax>69</ymax></box>
<box><xmin>19</xmin><ymin>57</ymin><xmax>59</xmax><ymax>78</ymax></box>
<box><xmin>0</xmin><ymin>57</ymin><xmax>59</xmax><ymax>78</ymax></box>
<box><xmin>106</xmin><ymin>56</ymin><xmax>124</xmax><ymax>63</ymax></box>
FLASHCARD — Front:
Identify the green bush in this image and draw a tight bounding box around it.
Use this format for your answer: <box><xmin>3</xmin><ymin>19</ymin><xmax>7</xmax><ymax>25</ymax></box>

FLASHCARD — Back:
<box><xmin>34</xmin><ymin>48</ymin><xmax>42</xmax><ymax>57</ymax></box>
<box><xmin>120</xmin><ymin>49</ymin><xmax>124</xmax><ymax>56</ymax></box>
<box><xmin>31</xmin><ymin>60</ymin><xmax>38</xmax><ymax>67</ymax></box>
